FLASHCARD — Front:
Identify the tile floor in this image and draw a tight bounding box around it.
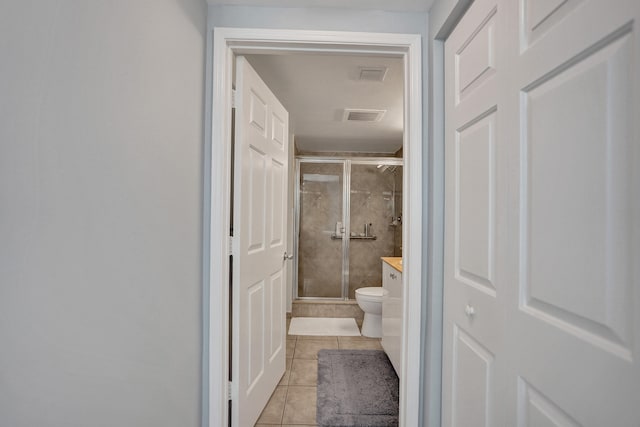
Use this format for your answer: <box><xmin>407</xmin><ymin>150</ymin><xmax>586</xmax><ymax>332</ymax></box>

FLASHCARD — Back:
<box><xmin>254</xmin><ymin>318</ymin><xmax>383</xmax><ymax>427</ymax></box>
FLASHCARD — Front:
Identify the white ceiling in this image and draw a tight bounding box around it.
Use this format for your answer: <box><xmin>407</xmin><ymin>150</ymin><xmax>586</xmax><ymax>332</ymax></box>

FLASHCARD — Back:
<box><xmin>207</xmin><ymin>0</ymin><xmax>434</xmax><ymax>13</ymax></box>
<box><xmin>246</xmin><ymin>53</ymin><xmax>404</xmax><ymax>153</ymax></box>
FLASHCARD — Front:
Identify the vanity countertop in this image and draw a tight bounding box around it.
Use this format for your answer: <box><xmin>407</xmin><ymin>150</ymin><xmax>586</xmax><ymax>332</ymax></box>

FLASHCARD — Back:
<box><xmin>381</xmin><ymin>257</ymin><xmax>402</xmax><ymax>273</ymax></box>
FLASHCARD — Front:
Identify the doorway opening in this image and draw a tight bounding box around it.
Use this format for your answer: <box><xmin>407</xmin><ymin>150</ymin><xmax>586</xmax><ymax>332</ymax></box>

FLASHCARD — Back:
<box><xmin>207</xmin><ymin>28</ymin><xmax>422</xmax><ymax>427</ymax></box>
<box><xmin>243</xmin><ymin>51</ymin><xmax>406</xmax><ymax>306</ymax></box>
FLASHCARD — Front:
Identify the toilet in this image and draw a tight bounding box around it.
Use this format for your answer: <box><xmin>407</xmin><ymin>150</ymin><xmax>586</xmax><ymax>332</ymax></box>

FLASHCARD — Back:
<box><xmin>355</xmin><ymin>286</ymin><xmax>386</xmax><ymax>338</ymax></box>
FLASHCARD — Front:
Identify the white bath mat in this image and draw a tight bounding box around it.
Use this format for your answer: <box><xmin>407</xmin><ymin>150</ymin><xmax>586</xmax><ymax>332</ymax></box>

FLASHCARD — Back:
<box><xmin>288</xmin><ymin>317</ymin><xmax>361</xmax><ymax>336</ymax></box>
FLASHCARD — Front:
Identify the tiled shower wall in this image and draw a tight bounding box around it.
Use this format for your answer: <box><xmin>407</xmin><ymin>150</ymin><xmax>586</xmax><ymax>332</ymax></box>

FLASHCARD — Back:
<box><xmin>298</xmin><ymin>162</ymin><xmax>344</xmax><ymax>298</ymax></box>
<box><xmin>348</xmin><ymin>164</ymin><xmax>400</xmax><ymax>298</ymax></box>
<box><xmin>297</xmin><ymin>159</ymin><xmax>402</xmax><ymax>299</ymax></box>
<box><xmin>393</xmin><ymin>149</ymin><xmax>403</xmax><ymax>258</ymax></box>
<box><xmin>393</xmin><ymin>165</ymin><xmax>403</xmax><ymax>257</ymax></box>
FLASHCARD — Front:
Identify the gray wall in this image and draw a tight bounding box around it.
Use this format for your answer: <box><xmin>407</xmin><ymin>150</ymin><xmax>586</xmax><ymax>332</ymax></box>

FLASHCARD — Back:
<box><xmin>0</xmin><ymin>1</ymin><xmax>206</xmax><ymax>426</ymax></box>
<box><xmin>208</xmin><ymin>5</ymin><xmax>428</xmax><ymax>33</ymax></box>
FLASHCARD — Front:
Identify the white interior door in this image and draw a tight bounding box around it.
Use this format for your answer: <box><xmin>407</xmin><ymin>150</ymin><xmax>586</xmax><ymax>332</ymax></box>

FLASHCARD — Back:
<box><xmin>232</xmin><ymin>56</ymin><xmax>289</xmax><ymax>427</ymax></box>
<box><xmin>503</xmin><ymin>0</ymin><xmax>640</xmax><ymax>424</ymax></box>
<box><xmin>444</xmin><ymin>0</ymin><xmax>640</xmax><ymax>425</ymax></box>
<box><xmin>443</xmin><ymin>0</ymin><xmax>508</xmax><ymax>424</ymax></box>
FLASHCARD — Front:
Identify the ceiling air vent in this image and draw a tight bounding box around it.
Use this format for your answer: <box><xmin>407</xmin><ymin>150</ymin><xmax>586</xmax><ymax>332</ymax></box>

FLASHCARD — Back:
<box><xmin>358</xmin><ymin>66</ymin><xmax>388</xmax><ymax>82</ymax></box>
<box><xmin>343</xmin><ymin>109</ymin><xmax>386</xmax><ymax>122</ymax></box>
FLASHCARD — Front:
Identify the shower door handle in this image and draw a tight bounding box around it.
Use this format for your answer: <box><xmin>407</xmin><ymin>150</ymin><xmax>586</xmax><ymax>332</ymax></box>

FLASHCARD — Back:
<box><xmin>283</xmin><ymin>251</ymin><xmax>294</xmax><ymax>261</ymax></box>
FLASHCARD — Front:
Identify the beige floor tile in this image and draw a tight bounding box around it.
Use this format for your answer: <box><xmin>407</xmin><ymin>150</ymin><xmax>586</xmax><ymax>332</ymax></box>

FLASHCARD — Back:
<box><xmin>296</xmin><ymin>335</ymin><xmax>340</xmax><ymax>341</ymax></box>
<box><xmin>286</xmin><ymin>339</ymin><xmax>296</xmax><ymax>358</ymax></box>
<box><xmin>282</xmin><ymin>425</ymin><xmax>317</xmax><ymax>426</ymax></box>
<box><xmin>256</xmin><ymin>385</ymin><xmax>287</xmax><ymax>425</ymax></box>
<box><xmin>282</xmin><ymin>386</ymin><xmax>317</xmax><ymax>425</ymax></box>
<box><xmin>293</xmin><ymin>338</ymin><xmax>338</xmax><ymax>359</ymax></box>
<box><xmin>289</xmin><ymin>359</ymin><xmax>318</xmax><ymax>386</ymax></box>
<box><xmin>338</xmin><ymin>336</ymin><xmax>383</xmax><ymax>350</ymax></box>
<box><xmin>338</xmin><ymin>335</ymin><xmax>379</xmax><ymax>341</ymax></box>
<box><xmin>338</xmin><ymin>335</ymin><xmax>382</xmax><ymax>341</ymax></box>
<box><xmin>279</xmin><ymin>357</ymin><xmax>293</xmax><ymax>386</ymax></box>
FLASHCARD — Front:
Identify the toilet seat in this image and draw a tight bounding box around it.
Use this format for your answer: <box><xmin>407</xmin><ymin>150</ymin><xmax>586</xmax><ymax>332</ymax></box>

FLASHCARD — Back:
<box><xmin>355</xmin><ymin>287</ymin><xmax>385</xmax><ymax>302</ymax></box>
<box><xmin>356</xmin><ymin>286</ymin><xmax>384</xmax><ymax>297</ymax></box>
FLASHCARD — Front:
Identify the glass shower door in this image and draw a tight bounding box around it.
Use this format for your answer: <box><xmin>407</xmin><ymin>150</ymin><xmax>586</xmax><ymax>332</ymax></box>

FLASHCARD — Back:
<box><xmin>296</xmin><ymin>161</ymin><xmax>345</xmax><ymax>298</ymax></box>
<box><xmin>348</xmin><ymin>163</ymin><xmax>400</xmax><ymax>298</ymax></box>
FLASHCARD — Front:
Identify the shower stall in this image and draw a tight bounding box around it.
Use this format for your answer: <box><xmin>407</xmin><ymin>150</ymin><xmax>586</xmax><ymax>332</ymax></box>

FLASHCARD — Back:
<box><xmin>295</xmin><ymin>156</ymin><xmax>403</xmax><ymax>300</ymax></box>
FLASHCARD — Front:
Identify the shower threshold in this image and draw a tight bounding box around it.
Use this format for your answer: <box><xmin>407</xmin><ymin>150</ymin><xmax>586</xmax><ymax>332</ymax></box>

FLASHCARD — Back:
<box><xmin>292</xmin><ymin>299</ymin><xmax>364</xmax><ymax>326</ymax></box>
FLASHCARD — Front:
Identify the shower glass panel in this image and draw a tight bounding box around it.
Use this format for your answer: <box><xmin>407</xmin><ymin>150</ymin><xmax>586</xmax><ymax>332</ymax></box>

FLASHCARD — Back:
<box><xmin>295</xmin><ymin>157</ymin><xmax>402</xmax><ymax>300</ymax></box>
<box><xmin>297</xmin><ymin>161</ymin><xmax>344</xmax><ymax>298</ymax></box>
<box><xmin>348</xmin><ymin>163</ymin><xmax>401</xmax><ymax>298</ymax></box>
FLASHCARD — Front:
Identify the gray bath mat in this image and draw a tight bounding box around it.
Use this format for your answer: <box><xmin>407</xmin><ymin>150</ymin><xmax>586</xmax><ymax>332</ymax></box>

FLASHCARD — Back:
<box><xmin>317</xmin><ymin>349</ymin><xmax>399</xmax><ymax>427</ymax></box>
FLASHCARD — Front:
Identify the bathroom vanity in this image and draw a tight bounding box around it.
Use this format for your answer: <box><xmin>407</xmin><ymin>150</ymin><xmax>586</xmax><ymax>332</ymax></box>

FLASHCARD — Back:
<box><xmin>381</xmin><ymin>257</ymin><xmax>403</xmax><ymax>376</ymax></box>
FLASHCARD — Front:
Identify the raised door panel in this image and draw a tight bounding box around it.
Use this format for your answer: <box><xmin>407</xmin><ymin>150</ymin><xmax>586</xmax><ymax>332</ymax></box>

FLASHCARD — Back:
<box><xmin>247</xmin><ymin>279</ymin><xmax>265</xmax><ymax>393</ymax></box>
<box><xmin>520</xmin><ymin>32</ymin><xmax>634</xmax><ymax>358</ymax></box>
<box><xmin>269</xmin><ymin>270</ymin><xmax>284</xmax><ymax>361</ymax></box>
<box><xmin>455</xmin><ymin>7</ymin><xmax>498</xmax><ymax>105</ymax></box>
<box><xmin>249</xmin><ymin>90</ymin><xmax>267</xmax><ymax>134</ymax></box>
<box><xmin>247</xmin><ymin>146</ymin><xmax>267</xmax><ymax>255</ymax></box>
<box><xmin>451</xmin><ymin>327</ymin><xmax>495</xmax><ymax>427</ymax></box>
<box><xmin>270</xmin><ymin>158</ymin><xmax>285</xmax><ymax>249</ymax></box>
<box><xmin>520</xmin><ymin>0</ymin><xmax>583</xmax><ymax>49</ymax></box>
<box><xmin>517</xmin><ymin>378</ymin><xmax>580</xmax><ymax>427</ymax></box>
<box><xmin>456</xmin><ymin>110</ymin><xmax>497</xmax><ymax>296</ymax></box>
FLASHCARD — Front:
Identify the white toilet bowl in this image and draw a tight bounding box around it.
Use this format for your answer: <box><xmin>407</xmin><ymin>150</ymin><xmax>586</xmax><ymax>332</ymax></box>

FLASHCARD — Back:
<box><xmin>355</xmin><ymin>287</ymin><xmax>386</xmax><ymax>338</ymax></box>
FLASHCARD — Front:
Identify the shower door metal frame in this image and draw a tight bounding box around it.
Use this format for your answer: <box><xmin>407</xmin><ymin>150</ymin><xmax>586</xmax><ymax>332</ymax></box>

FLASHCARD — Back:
<box><xmin>294</xmin><ymin>156</ymin><xmax>403</xmax><ymax>301</ymax></box>
<box><xmin>294</xmin><ymin>157</ymin><xmax>348</xmax><ymax>301</ymax></box>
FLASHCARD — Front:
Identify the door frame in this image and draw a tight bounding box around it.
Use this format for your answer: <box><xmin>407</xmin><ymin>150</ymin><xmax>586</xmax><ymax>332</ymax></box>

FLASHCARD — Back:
<box><xmin>206</xmin><ymin>28</ymin><xmax>422</xmax><ymax>427</ymax></box>
<box><xmin>419</xmin><ymin>3</ymin><xmax>474</xmax><ymax>426</ymax></box>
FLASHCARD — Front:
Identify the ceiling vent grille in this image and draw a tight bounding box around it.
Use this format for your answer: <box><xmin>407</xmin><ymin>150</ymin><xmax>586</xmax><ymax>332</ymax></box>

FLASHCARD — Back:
<box><xmin>358</xmin><ymin>66</ymin><xmax>388</xmax><ymax>82</ymax></box>
<box><xmin>343</xmin><ymin>109</ymin><xmax>386</xmax><ymax>122</ymax></box>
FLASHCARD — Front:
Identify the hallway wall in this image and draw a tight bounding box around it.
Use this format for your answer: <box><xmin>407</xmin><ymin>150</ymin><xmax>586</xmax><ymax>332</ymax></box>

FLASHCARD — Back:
<box><xmin>0</xmin><ymin>1</ymin><xmax>206</xmax><ymax>426</ymax></box>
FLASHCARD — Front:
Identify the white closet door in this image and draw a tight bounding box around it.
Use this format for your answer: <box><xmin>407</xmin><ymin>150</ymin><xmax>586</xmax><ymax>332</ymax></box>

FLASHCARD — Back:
<box><xmin>444</xmin><ymin>0</ymin><xmax>640</xmax><ymax>425</ymax></box>
<box><xmin>232</xmin><ymin>56</ymin><xmax>289</xmax><ymax>427</ymax></box>
<box><xmin>503</xmin><ymin>0</ymin><xmax>640</xmax><ymax>425</ymax></box>
<box><xmin>443</xmin><ymin>0</ymin><xmax>509</xmax><ymax>424</ymax></box>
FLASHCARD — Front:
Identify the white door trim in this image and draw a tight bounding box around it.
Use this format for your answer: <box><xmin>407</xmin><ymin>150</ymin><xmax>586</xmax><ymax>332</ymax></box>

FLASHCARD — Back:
<box><xmin>423</xmin><ymin>3</ymin><xmax>474</xmax><ymax>426</ymax></box>
<box><xmin>206</xmin><ymin>27</ymin><xmax>422</xmax><ymax>427</ymax></box>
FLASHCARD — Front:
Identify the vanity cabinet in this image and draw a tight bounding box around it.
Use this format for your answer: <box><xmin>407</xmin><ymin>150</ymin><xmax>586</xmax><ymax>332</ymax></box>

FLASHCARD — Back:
<box><xmin>381</xmin><ymin>259</ymin><xmax>403</xmax><ymax>376</ymax></box>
